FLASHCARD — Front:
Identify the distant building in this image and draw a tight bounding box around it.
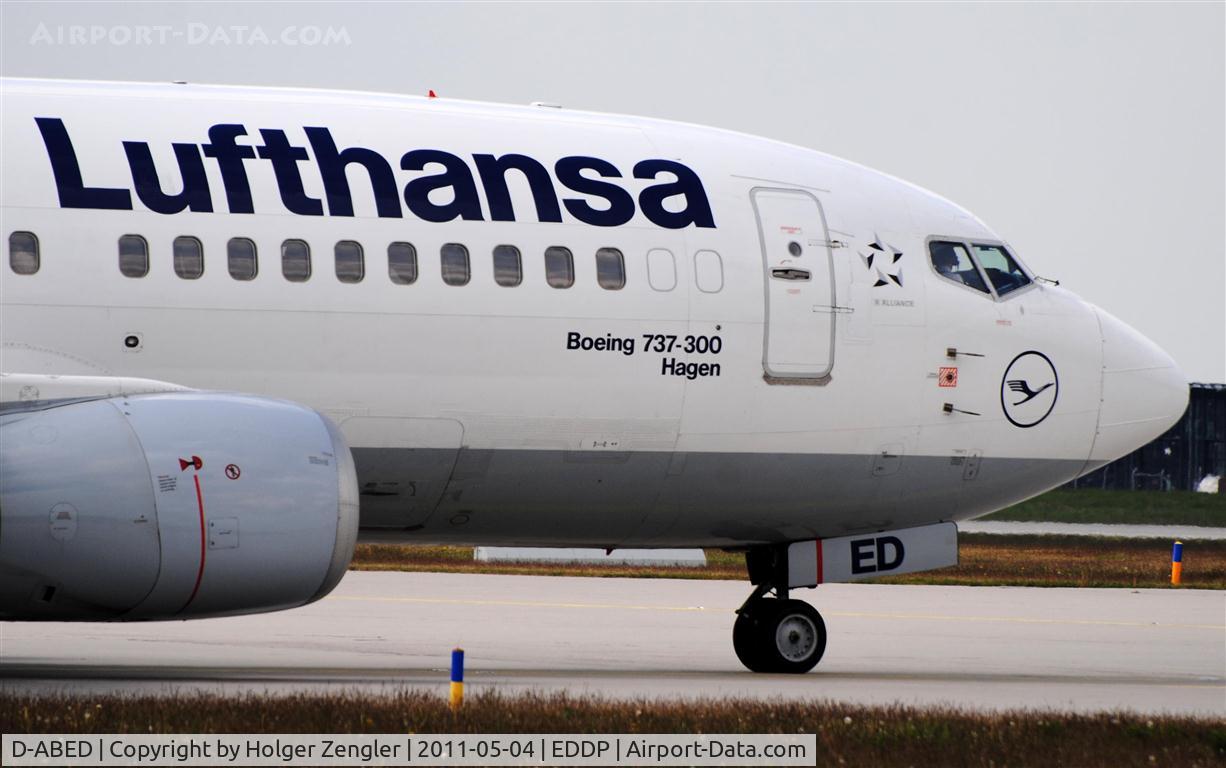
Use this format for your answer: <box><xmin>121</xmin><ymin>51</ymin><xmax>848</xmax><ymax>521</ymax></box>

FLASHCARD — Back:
<box><xmin>1070</xmin><ymin>383</ymin><xmax>1225</xmax><ymax>491</ymax></box>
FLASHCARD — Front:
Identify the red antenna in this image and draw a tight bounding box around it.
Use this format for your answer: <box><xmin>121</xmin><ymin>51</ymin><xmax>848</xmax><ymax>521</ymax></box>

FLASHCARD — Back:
<box><xmin>428</xmin><ymin>89</ymin><xmax>437</xmax><ymax>99</ymax></box>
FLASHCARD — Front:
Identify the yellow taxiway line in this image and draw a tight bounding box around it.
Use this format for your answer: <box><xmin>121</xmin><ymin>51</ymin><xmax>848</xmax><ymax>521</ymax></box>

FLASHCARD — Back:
<box><xmin>329</xmin><ymin>595</ymin><xmax>1224</xmax><ymax>631</ymax></box>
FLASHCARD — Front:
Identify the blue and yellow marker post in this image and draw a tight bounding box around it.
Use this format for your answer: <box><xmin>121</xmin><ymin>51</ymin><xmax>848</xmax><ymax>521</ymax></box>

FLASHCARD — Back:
<box><xmin>1171</xmin><ymin>541</ymin><xmax>1183</xmax><ymax>586</ymax></box>
<box><xmin>449</xmin><ymin>648</ymin><xmax>464</xmax><ymax>710</ymax></box>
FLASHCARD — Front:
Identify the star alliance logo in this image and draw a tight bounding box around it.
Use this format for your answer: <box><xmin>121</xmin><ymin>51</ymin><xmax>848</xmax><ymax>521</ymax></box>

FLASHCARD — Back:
<box><xmin>859</xmin><ymin>234</ymin><xmax>903</xmax><ymax>287</ymax></box>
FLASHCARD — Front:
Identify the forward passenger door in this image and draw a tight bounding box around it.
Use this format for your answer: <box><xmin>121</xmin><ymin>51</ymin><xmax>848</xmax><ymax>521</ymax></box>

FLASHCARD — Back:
<box><xmin>751</xmin><ymin>188</ymin><xmax>837</xmax><ymax>379</ymax></box>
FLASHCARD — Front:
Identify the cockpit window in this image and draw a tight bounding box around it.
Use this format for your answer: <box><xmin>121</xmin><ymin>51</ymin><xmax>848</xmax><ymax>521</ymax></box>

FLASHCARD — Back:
<box><xmin>973</xmin><ymin>244</ymin><xmax>1031</xmax><ymax>296</ymax></box>
<box><xmin>929</xmin><ymin>240</ymin><xmax>989</xmax><ymax>293</ymax></box>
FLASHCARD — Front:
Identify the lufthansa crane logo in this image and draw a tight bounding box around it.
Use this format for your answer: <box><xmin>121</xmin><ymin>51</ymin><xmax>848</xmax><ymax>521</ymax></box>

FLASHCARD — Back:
<box><xmin>1001</xmin><ymin>351</ymin><xmax>1058</xmax><ymax>428</ymax></box>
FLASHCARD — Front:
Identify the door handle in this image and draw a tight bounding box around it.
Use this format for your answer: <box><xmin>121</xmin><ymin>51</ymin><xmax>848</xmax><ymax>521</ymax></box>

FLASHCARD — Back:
<box><xmin>771</xmin><ymin>268</ymin><xmax>810</xmax><ymax>281</ymax></box>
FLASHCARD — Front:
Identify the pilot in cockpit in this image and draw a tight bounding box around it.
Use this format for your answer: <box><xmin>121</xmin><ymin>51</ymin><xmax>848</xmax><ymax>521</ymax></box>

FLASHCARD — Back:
<box><xmin>930</xmin><ymin>242</ymin><xmax>964</xmax><ymax>283</ymax></box>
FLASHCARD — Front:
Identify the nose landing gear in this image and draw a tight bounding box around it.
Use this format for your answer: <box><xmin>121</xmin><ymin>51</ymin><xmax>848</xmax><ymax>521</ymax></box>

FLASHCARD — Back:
<box><xmin>734</xmin><ymin>546</ymin><xmax>827</xmax><ymax>673</ymax></box>
<box><xmin>734</xmin><ymin>590</ymin><xmax>827</xmax><ymax>673</ymax></box>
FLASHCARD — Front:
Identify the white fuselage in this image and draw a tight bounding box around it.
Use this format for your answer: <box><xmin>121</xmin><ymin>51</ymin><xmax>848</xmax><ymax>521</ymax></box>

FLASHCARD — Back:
<box><xmin>0</xmin><ymin>78</ymin><xmax>1187</xmax><ymax>547</ymax></box>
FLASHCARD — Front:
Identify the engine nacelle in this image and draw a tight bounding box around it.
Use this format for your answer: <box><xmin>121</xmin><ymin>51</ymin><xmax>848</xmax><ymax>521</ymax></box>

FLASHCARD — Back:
<box><xmin>0</xmin><ymin>392</ymin><xmax>358</xmax><ymax>620</ymax></box>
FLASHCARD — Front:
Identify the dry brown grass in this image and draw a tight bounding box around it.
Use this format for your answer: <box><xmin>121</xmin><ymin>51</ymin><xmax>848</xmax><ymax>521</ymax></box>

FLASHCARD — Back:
<box><xmin>3</xmin><ymin>690</ymin><xmax>1222</xmax><ymax>767</ymax></box>
<box><xmin>351</xmin><ymin>535</ymin><xmax>1226</xmax><ymax>589</ymax></box>
<box><xmin>881</xmin><ymin>534</ymin><xmax>1226</xmax><ymax>589</ymax></box>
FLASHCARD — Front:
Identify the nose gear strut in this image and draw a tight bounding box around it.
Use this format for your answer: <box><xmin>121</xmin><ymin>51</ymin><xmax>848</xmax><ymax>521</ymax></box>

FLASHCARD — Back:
<box><xmin>733</xmin><ymin>544</ymin><xmax>827</xmax><ymax>673</ymax></box>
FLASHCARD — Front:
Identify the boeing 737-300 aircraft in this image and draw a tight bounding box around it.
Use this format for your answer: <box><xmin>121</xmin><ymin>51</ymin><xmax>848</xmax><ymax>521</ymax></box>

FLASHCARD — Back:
<box><xmin>0</xmin><ymin>78</ymin><xmax>1189</xmax><ymax>673</ymax></box>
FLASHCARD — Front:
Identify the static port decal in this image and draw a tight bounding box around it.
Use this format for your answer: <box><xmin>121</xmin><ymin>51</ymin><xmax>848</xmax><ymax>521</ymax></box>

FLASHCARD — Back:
<box><xmin>1001</xmin><ymin>351</ymin><xmax>1058</xmax><ymax>428</ymax></box>
<box><xmin>48</xmin><ymin>502</ymin><xmax>78</xmax><ymax>542</ymax></box>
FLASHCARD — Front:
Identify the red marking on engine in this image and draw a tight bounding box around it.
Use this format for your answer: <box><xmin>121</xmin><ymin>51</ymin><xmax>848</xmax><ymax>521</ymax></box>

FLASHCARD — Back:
<box><xmin>939</xmin><ymin>367</ymin><xmax>959</xmax><ymax>388</ymax></box>
<box><xmin>178</xmin><ymin>474</ymin><xmax>207</xmax><ymax>614</ymax></box>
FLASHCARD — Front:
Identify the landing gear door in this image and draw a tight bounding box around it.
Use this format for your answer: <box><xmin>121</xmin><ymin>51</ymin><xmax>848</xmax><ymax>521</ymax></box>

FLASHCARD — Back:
<box><xmin>752</xmin><ymin>188</ymin><xmax>837</xmax><ymax>379</ymax></box>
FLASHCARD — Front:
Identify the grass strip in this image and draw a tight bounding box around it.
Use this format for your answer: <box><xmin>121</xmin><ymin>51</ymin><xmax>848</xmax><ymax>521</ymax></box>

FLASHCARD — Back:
<box><xmin>3</xmin><ymin>690</ymin><xmax>1222</xmax><ymax>767</ymax></box>
<box><xmin>986</xmin><ymin>489</ymin><xmax>1226</xmax><ymax>526</ymax></box>
<box><xmin>351</xmin><ymin>534</ymin><xmax>1226</xmax><ymax>589</ymax></box>
<box><xmin>880</xmin><ymin>534</ymin><xmax>1226</xmax><ymax>589</ymax></box>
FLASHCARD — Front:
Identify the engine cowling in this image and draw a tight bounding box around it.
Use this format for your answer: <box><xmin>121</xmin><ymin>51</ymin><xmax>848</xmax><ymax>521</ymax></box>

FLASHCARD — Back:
<box><xmin>0</xmin><ymin>392</ymin><xmax>358</xmax><ymax>620</ymax></box>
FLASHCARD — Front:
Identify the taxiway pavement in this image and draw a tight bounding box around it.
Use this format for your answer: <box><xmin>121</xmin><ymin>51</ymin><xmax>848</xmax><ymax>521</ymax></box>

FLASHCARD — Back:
<box><xmin>2</xmin><ymin>572</ymin><xmax>1222</xmax><ymax>716</ymax></box>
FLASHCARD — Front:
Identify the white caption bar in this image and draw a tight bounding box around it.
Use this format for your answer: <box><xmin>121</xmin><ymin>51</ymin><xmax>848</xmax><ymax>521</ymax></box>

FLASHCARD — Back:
<box><xmin>2</xmin><ymin>734</ymin><xmax>817</xmax><ymax>766</ymax></box>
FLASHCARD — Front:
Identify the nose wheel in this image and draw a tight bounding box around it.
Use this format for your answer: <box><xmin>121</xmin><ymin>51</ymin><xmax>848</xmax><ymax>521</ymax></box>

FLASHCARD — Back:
<box><xmin>734</xmin><ymin>596</ymin><xmax>827</xmax><ymax>673</ymax></box>
<box><xmin>734</xmin><ymin>544</ymin><xmax>827</xmax><ymax>673</ymax></box>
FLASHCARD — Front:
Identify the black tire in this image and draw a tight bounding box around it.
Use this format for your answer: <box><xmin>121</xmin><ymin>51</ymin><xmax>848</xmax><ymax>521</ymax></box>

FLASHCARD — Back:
<box><xmin>733</xmin><ymin>605</ymin><xmax>771</xmax><ymax>672</ymax></box>
<box><xmin>734</xmin><ymin>599</ymin><xmax>827</xmax><ymax>674</ymax></box>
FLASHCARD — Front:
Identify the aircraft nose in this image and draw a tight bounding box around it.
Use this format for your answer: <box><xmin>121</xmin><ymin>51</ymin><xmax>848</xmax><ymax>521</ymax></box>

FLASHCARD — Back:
<box><xmin>1090</xmin><ymin>306</ymin><xmax>1189</xmax><ymax>464</ymax></box>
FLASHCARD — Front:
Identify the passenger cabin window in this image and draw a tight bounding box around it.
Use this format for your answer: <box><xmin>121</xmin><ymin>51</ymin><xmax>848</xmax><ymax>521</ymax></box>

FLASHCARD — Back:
<box><xmin>8</xmin><ymin>231</ymin><xmax>39</xmax><ymax>275</ymax></box>
<box><xmin>118</xmin><ymin>234</ymin><xmax>149</xmax><ymax>278</ymax></box>
<box><xmin>544</xmin><ymin>246</ymin><xmax>574</xmax><ymax>288</ymax></box>
<box><xmin>694</xmin><ymin>249</ymin><xmax>724</xmax><ymax>293</ymax></box>
<box><xmin>973</xmin><ymin>244</ymin><xmax>1031</xmax><ymax>296</ymax></box>
<box><xmin>929</xmin><ymin>241</ymin><xmax>989</xmax><ymax>293</ymax></box>
<box><xmin>441</xmin><ymin>243</ymin><xmax>469</xmax><ymax>286</ymax></box>
<box><xmin>646</xmin><ymin>248</ymin><xmax>676</xmax><ymax>292</ymax></box>
<box><xmin>335</xmin><ymin>240</ymin><xmax>364</xmax><ymax>283</ymax></box>
<box><xmin>388</xmin><ymin>242</ymin><xmax>417</xmax><ymax>284</ymax></box>
<box><xmin>173</xmin><ymin>236</ymin><xmax>204</xmax><ymax>279</ymax></box>
<box><xmin>493</xmin><ymin>245</ymin><xmax>522</xmax><ymax>287</ymax></box>
<box><xmin>595</xmin><ymin>247</ymin><xmax>625</xmax><ymax>290</ymax></box>
<box><xmin>281</xmin><ymin>239</ymin><xmax>311</xmax><ymax>282</ymax></box>
<box><xmin>227</xmin><ymin>238</ymin><xmax>257</xmax><ymax>280</ymax></box>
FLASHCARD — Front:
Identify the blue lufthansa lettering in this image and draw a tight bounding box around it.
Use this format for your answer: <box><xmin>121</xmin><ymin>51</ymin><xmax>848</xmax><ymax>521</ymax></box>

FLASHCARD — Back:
<box><xmin>400</xmin><ymin>148</ymin><xmax>484</xmax><ymax>223</ymax></box>
<box><xmin>201</xmin><ymin>124</ymin><xmax>257</xmax><ymax>214</ymax></box>
<box><xmin>474</xmin><ymin>153</ymin><xmax>562</xmax><ymax>223</ymax></box>
<box><xmin>635</xmin><ymin>159</ymin><xmax>716</xmax><ymax>229</ymax></box>
<box><xmin>122</xmin><ymin>140</ymin><xmax>213</xmax><ymax>214</ymax></box>
<box><xmin>35</xmin><ymin>117</ymin><xmax>132</xmax><ymax>210</ymax></box>
<box><xmin>256</xmin><ymin>128</ymin><xmax>323</xmax><ymax>216</ymax></box>
<box><xmin>35</xmin><ymin>118</ymin><xmax>718</xmax><ymax>229</ymax></box>
<box><xmin>554</xmin><ymin>156</ymin><xmax>635</xmax><ymax>227</ymax></box>
<box><xmin>306</xmin><ymin>126</ymin><xmax>402</xmax><ymax>218</ymax></box>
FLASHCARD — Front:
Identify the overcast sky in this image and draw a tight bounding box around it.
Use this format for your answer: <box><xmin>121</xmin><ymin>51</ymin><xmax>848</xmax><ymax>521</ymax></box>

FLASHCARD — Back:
<box><xmin>2</xmin><ymin>1</ymin><xmax>1222</xmax><ymax>382</ymax></box>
